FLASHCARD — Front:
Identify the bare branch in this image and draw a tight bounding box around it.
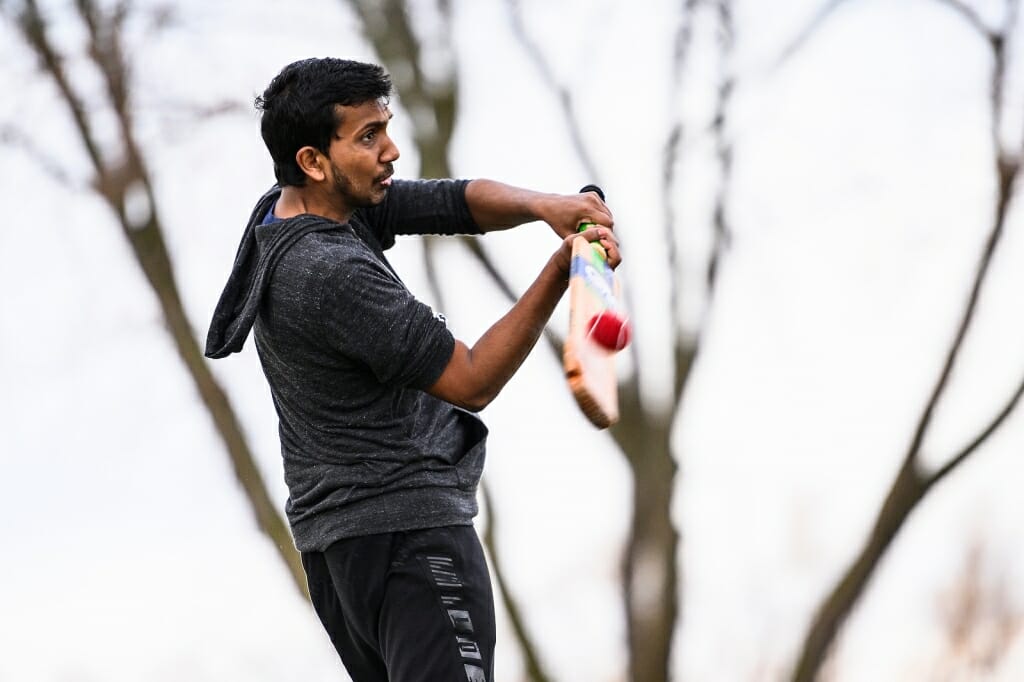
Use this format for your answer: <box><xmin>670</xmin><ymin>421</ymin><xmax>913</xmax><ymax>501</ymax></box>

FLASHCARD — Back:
<box><xmin>775</xmin><ymin>0</ymin><xmax>851</xmax><ymax>67</ymax></box>
<box><xmin>501</xmin><ymin>5</ymin><xmax>646</xmax><ymax>376</ymax></box>
<box><xmin>707</xmin><ymin>0</ymin><xmax>735</xmax><ymax>297</ymax></box>
<box><xmin>459</xmin><ymin>237</ymin><xmax>519</xmax><ymax>301</ymax></box>
<box><xmin>479</xmin><ymin>481</ymin><xmax>553</xmax><ymax>682</ymax></box>
<box><xmin>76</xmin><ymin>0</ymin><xmax>133</xmax><ymax>131</ymax></box>
<box><xmin>0</xmin><ymin>123</ymin><xmax>76</xmax><ymax>188</ymax></box>
<box><xmin>505</xmin><ymin>0</ymin><xmax>601</xmax><ymax>183</ymax></box>
<box><xmin>662</xmin><ymin>121</ymin><xmax>685</xmax><ymax>331</ymax></box>
<box><xmin>16</xmin><ymin>0</ymin><xmax>106</xmax><ymax>176</ymax></box>
<box><xmin>902</xmin><ymin>113</ymin><xmax>1018</xmax><ymax>468</ymax></box>
<box><xmin>927</xmin><ymin>367</ymin><xmax>1024</xmax><ymax>489</ymax></box>
<box><xmin>792</xmin><ymin>459</ymin><xmax>929</xmax><ymax>681</ymax></box>
<box><xmin>421</xmin><ymin>236</ymin><xmax>447</xmax><ymax>311</ymax></box>
<box><xmin>932</xmin><ymin>0</ymin><xmax>992</xmax><ymax>38</ymax></box>
<box><xmin>662</xmin><ymin>0</ymin><xmax>700</xmax><ymax>393</ymax></box>
<box><xmin>348</xmin><ymin>0</ymin><xmax>456</xmax><ymax>178</ymax></box>
<box><xmin>8</xmin><ymin>0</ymin><xmax>308</xmax><ymax>599</ymax></box>
<box><xmin>456</xmin><ymin>236</ymin><xmax>565</xmax><ymax>356</ymax></box>
<box><xmin>157</xmin><ymin>98</ymin><xmax>250</xmax><ymax>122</ymax></box>
<box><xmin>793</xmin><ymin>5</ymin><xmax>1024</xmax><ymax>678</ymax></box>
<box><xmin>671</xmin><ymin>0</ymin><xmax>701</xmax><ymax>78</ymax></box>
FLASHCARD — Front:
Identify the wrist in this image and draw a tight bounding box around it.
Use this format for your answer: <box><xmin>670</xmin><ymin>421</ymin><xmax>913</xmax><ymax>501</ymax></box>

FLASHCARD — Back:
<box><xmin>528</xmin><ymin>192</ymin><xmax>557</xmax><ymax>226</ymax></box>
<box><xmin>547</xmin><ymin>252</ymin><xmax>573</xmax><ymax>282</ymax></box>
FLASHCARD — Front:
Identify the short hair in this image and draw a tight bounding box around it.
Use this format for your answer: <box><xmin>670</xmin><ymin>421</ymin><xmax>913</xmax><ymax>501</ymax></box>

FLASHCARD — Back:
<box><xmin>255</xmin><ymin>58</ymin><xmax>392</xmax><ymax>186</ymax></box>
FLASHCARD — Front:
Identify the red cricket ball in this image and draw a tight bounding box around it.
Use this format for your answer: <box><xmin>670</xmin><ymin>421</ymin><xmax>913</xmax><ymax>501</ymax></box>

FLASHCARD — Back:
<box><xmin>587</xmin><ymin>311</ymin><xmax>632</xmax><ymax>351</ymax></box>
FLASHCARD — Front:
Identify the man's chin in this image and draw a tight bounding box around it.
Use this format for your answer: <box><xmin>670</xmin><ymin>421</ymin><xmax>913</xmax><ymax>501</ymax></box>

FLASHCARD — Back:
<box><xmin>347</xmin><ymin>188</ymin><xmax>388</xmax><ymax>209</ymax></box>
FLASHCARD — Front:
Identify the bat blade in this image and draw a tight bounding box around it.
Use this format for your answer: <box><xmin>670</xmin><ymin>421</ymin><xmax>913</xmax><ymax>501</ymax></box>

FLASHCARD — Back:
<box><xmin>563</xmin><ymin>236</ymin><xmax>620</xmax><ymax>428</ymax></box>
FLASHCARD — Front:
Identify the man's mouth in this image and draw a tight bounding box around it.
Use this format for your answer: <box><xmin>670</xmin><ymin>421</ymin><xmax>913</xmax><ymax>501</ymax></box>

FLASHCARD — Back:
<box><xmin>377</xmin><ymin>168</ymin><xmax>394</xmax><ymax>187</ymax></box>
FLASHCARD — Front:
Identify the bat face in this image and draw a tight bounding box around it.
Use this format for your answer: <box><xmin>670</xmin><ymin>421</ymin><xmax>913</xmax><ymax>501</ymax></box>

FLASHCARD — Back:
<box><xmin>572</xmin><ymin>243</ymin><xmax>616</xmax><ymax>306</ymax></box>
<box><xmin>563</xmin><ymin>236</ymin><xmax>622</xmax><ymax>428</ymax></box>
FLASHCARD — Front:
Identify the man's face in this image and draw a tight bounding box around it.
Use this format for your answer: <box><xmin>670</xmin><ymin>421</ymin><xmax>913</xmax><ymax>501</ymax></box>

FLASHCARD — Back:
<box><xmin>325</xmin><ymin>99</ymin><xmax>400</xmax><ymax>210</ymax></box>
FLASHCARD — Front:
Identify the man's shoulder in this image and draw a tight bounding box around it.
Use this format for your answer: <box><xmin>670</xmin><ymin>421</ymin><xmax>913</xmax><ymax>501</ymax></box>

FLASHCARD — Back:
<box><xmin>262</xmin><ymin>221</ymin><xmax>371</xmax><ymax>287</ymax></box>
<box><xmin>276</xmin><ymin>219</ymin><xmax>364</xmax><ymax>259</ymax></box>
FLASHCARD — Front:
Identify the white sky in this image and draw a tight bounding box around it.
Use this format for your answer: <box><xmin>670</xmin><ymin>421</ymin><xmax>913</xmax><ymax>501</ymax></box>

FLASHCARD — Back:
<box><xmin>2</xmin><ymin>0</ymin><xmax>1024</xmax><ymax>680</ymax></box>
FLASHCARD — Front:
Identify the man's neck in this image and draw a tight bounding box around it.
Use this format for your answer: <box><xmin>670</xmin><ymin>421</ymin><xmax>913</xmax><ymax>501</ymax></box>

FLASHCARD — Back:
<box><xmin>276</xmin><ymin>186</ymin><xmax>352</xmax><ymax>224</ymax></box>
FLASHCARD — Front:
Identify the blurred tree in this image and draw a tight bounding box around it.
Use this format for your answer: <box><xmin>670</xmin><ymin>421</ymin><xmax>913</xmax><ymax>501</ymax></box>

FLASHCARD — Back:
<box><xmin>934</xmin><ymin>540</ymin><xmax>1022</xmax><ymax>679</ymax></box>
<box><xmin>783</xmin><ymin>0</ymin><xmax>1024</xmax><ymax>679</ymax></box>
<box><xmin>1</xmin><ymin>0</ymin><xmax>308</xmax><ymax>598</ymax></box>
<box><xmin>342</xmin><ymin>1</ymin><xmax>735</xmax><ymax>681</ymax></box>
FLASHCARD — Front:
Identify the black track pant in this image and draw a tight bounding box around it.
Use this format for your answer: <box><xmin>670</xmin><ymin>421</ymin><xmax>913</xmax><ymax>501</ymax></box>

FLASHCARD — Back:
<box><xmin>302</xmin><ymin>526</ymin><xmax>495</xmax><ymax>682</ymax></box>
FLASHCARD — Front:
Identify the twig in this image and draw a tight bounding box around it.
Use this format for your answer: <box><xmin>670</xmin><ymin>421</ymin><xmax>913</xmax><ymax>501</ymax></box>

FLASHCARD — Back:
<box><xmin>663</xmin><ymin>0</ymin><xmax>700</xmax><ymax>395</ymax></box>
<box><xmin>0</xmin><ymin>123</ymin><xmax>76</xmax><ymax>188</ymax></box>
<box><xmin>480</xmin><ymin>481</ymin><xmax>553</xmax><ymax>682</ymax></box>
<box><xmin>775</xmin><ymin>0</ymin><xmax>851</xmax><ymax>67</ymax></box>
<box><xmin>504</xmin><ymin>0</ymin><xmax>601</xmax><ymax>183</ymax></box>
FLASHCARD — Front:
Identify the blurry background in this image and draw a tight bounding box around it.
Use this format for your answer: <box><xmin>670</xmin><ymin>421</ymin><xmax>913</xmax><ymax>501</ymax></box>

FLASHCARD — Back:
<box><xmin>2</xmin><ymin>0</ymin><xmax>1023</xmax><ymax>680</ymax></box>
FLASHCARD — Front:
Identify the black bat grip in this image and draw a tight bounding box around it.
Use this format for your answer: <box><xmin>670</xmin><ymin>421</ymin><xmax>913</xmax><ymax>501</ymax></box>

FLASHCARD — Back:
<box><xmin>576</xmin><ymin>184</ymin><xmax>606</xmax><ymax>236</ymax></box>
<box><xmin>578</xmin><ymin>184</ymin><xmax>605</xmax><ymax>201</ymax></box>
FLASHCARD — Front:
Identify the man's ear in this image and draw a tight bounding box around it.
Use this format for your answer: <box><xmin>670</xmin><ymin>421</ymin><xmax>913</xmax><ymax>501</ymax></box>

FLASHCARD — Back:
<box><xmin>295</xmin><ymin>146</ymin><xmax>326</xmax><ymax>183</ymax></box>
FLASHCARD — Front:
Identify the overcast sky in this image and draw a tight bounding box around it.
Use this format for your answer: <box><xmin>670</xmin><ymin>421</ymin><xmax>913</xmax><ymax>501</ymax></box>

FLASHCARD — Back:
<box><xmin>2</xmin><ymin>0</ymin><xmax>1024</xmax><ymax>680</ymax></box>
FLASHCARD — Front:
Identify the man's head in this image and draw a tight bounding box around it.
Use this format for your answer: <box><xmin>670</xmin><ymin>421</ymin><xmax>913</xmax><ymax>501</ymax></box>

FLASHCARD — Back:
<box><xmin>256</xmin><ymin>58</ymin><xmax>397</xmax><ymax>198</ymax></box>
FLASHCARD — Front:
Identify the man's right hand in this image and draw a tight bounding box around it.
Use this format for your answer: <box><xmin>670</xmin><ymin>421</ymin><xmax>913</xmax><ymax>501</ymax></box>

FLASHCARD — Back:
<box><xmin>550</xmin><ymin>225</ymin><xmax>622</xmax><ymax>276</ymax></box>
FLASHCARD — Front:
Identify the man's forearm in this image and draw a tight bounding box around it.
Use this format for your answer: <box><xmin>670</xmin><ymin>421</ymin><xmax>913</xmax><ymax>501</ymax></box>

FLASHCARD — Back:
<box><xmin>426</xmin><ymin>227</ymin><xmax>619</xmax><ymax>412</ymax></box>
<box><xmin>462</xmin><ymin>260</ymin><xmax>568</xmax><ymax>404</ymax></box>
<box><xmin>426</xmin><ymin>257</ymin><xmax>568</xmax><ymax>412</ymax></box>
<box><xmin>464</xmin><ymin>179</ymin><xmax>613</xmax><ymax>238</ymax></box>
<box><xmin>464</xmin><ymin>179</ymin><xmax>552</xmax><ymax>231</ymax></box>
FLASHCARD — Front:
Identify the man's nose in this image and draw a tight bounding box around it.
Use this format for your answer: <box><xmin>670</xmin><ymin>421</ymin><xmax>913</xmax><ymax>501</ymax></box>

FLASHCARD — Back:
<box><xmin>381</xmin><ymin>134</ymin><xmax>400</xmax><ymax>163</ymax></box>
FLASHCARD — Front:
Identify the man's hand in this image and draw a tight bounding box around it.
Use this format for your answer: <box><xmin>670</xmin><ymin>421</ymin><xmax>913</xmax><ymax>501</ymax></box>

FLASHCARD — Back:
<box><xmin>550</xmin><ymin>226</ymin><xmax>621</xmax><ymax>275</ymax></box>
<box><xmin>534</xmin><ymin>191</ymin><xmax>615</xmax><ymax>240</ymax></box>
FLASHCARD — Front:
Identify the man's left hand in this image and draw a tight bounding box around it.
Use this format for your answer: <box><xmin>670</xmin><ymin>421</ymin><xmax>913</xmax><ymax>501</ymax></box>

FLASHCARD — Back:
<box><xmin>535</xmin><ymin>191</ymin><xmax>615</xmax><ymax>239</ymax></box>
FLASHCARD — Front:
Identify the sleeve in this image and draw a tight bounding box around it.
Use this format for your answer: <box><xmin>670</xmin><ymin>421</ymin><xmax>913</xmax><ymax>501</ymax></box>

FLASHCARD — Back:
<box><xmin>317</xmin><ymin>251</ymin><xmax>455</xmax><ymax>390</ymax></box>
<box><xmin>358</xmin><ymin>179</ymin><xmax>482</xmax><ymax>248</ymax></box>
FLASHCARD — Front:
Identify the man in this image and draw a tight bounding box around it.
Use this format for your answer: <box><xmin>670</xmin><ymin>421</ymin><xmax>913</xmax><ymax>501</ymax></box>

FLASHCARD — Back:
<box><xmin>205</xmin><ymin>57</ymin><xmax>619</xmax><ymax>681</ymax></box>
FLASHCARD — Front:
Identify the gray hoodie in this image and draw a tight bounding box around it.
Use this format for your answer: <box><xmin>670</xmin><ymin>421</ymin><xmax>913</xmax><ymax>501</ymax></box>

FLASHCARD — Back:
<box><xmin>205</xmin><ymin>180</ymin><xmax>488</xmax><ymax>552</ymax></box>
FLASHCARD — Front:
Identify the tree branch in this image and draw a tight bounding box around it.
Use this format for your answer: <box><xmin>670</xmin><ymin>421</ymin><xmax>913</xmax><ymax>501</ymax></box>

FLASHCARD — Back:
<box><xmin>932</xmin><ymin>0</ymin><xmax>992</xmax><ymax>38</ymax></box>
<box><xmin>707</xmin><ymin>0</ymin><xmax>735</xmax><ymax>299</ymax></box>
<box><xmin>480</xmin><ymin>481</ymin><xmax>553</xmax><ymax>682</ymax></box>
<box><xmin>927</xmin><ymin>368</ymin><xmax>1024</xmax><ymax>490</ymax></box>
<box><xmin>775</xmin><ymin>0</ymin><xmax>851</xmax><ymax>67</ymax></box>
<box><xmin>0</xmin><ymin>123</ymin><xmax>76</xmax><ymax>188</ymax></box>
<box><xmin>16</xmin><ymin>0</ymin><xmax>106</xmax><ymax>177</ymax></box>
<box><xmin>503</xmin><ymin>0</ymin><xmax>650</xmax><ymax>381</ymax></box>
<box><xmin>505</xmin><ymin>0</ymin><xmax>601</xmax><ymax>183</ymax></box>
<box><xmin>901</xmin><ymin>39</ymin><xmax>1017</xmax><ymax>468</ymax></box>
<box><xmin>792</xmin><ymin>5</ymin><xmax>1023</xmax><ymax>678</ymax></box>
<box><xmin>8</xmin><ymin>1</ymin><xmax>309</xmax><ymax>599</ymax></box>
<box><xmin>662</xmin><ymin>0</ymin><xmax>700</xmax><ymax>391</ymax></box>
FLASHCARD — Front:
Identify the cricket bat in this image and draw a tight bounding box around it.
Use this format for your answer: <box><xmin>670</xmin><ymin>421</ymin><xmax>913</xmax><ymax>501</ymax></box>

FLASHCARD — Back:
<box><xmin>563</xmin><ymin>185</ymin><xmax>630</xmax><ymax>429</ymax></box>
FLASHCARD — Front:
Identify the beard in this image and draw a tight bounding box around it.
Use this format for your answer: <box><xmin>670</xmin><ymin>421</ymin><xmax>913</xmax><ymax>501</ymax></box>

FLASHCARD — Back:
<box><xmin>331</xmin><ymin>162</ymin><xmax>388</xmax><ymax>209</ymax></box>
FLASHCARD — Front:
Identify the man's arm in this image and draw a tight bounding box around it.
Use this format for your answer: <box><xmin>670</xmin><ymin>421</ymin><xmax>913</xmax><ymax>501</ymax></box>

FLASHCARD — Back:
<box><xmin>426</xmin><ymin>226</ymin><xmax>620</xmax><ymax>412</ymax></box>
<box><xmin>464</xmin><ymin>179</ymin><xmax>614</xmax><ymax>239</ymax></box>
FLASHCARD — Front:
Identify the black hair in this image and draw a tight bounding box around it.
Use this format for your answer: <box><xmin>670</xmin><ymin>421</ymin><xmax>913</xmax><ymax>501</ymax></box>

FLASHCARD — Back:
<box><xmin>255</xmin><ymin>58</ymin><xmax>392</xmax><ymax>187</ymax></box>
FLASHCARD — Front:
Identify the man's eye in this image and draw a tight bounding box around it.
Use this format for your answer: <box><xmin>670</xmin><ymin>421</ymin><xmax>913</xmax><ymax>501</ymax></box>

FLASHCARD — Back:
<box><xmin>363</xmin><ymin>130</ymin><xmax>376</xmax><ymax>142</ymax></box>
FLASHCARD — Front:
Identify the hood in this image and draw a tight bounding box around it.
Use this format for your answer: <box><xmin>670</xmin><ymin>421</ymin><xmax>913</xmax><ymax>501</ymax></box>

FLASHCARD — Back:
<box><xmin>204</xmin><ymin>186</ymin><xmax>339</xmax><ymax>359</ymax></box>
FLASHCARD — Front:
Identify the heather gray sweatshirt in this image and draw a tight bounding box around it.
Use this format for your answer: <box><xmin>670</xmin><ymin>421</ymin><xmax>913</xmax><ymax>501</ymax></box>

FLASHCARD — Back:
<box><xmin>205</xmin><ymin>180</ymin><xmax>488</xmax><ymax>552</ymax></box>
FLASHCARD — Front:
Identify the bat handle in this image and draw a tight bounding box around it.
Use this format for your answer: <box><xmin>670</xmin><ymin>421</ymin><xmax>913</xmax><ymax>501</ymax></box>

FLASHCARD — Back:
<box><xmin>577</xmin><ymin>184</ymin><xmax>607</xmax><ymax>256</ymax></box>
